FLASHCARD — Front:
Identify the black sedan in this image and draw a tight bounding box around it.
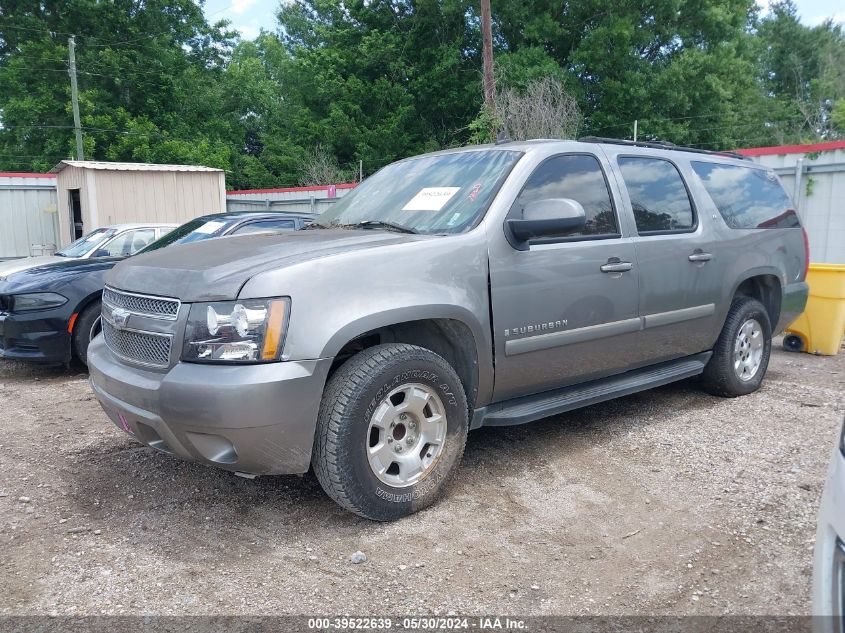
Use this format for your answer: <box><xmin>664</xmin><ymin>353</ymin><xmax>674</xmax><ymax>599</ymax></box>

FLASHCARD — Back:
<box><xmin>0</xmin><ymin>211</ymin><xmax>315</xmax><ymax>366</ymax></box>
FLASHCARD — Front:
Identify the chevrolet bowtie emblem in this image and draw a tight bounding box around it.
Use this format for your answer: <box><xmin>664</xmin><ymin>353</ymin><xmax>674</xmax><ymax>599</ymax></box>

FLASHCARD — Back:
<box><xmin>111</xmin><ymin>307</ymin><xmax>131</xmax><ymax>328</ymax></box>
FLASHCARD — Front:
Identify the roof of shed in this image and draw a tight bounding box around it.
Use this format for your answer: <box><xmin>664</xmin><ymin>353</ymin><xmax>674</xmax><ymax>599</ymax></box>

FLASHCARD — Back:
<box><xmin>735</xmin><ymin>140</ymin><xmax>845</xmax><ymax>157</ymax></box>
<box><xmin>0</xmin><ymin>171</ymin><xmax>56</xmax><ymax>179</ymax></box>
<box><xmin>50</xmin><ymin>160</ymin><xmax>223</xmax><ymax>174</ymax></box>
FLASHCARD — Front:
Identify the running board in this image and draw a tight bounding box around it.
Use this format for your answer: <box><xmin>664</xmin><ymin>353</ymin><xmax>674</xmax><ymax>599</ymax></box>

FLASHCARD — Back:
<box><xmin>473</xmin><ymin>352</ymin><xmax>712</xmax><ymax>429</ymax></box>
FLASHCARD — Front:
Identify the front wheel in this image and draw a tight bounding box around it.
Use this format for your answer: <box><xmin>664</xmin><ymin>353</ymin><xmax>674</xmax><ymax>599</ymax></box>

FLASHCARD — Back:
<box><xmin>312</xmin><ymin>343</ymin><xmax>468</xmax><ymax>521</ymax></box>
<box><xmin>72</xmin><ymin>301</ymin><xmax>102</xmax><ymax>367</ymax></box>
<box><xmin>701</xmin><ymin>297</ymin><xmax>772</xmax><ymax>397</ymax></box>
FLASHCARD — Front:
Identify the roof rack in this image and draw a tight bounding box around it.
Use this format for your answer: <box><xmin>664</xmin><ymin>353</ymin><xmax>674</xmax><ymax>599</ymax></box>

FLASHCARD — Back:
<box><xmin>578</xmin><ymin>136</ymin><xmax>750</xmax><ymax>161</ymax></box>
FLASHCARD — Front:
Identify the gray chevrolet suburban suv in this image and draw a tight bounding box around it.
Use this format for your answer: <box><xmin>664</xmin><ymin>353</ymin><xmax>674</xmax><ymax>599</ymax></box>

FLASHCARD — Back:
<box><xmin>88</xmin><ymin>138</ymin><xmax>809</xmax><ymax>520</ymax></box>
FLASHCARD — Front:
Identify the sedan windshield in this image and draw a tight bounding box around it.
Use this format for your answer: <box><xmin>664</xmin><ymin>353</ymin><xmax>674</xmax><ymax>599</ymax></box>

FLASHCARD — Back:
<box><xmin>138</xmin><ymin>218</ymin><xmax>232</xmax><ymax>253</ymax></box>
<box><xmin>315</xmin><ymin>149</ymin><xmax>523</xmax><ymax>234</ymax></box>
<box><xmin>56</xmin><ymin>228</ymin><xmax>116</xmax><ymax>257</ymax></box>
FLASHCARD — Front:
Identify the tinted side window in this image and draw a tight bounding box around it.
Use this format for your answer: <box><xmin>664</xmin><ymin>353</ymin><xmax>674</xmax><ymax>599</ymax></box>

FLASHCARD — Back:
<box><xmin>512</xmin><ymin>154</ymin><xmax>618</xmax><ymax>237</ymax></box>
<box><xmin>691</xmin><ymin>162</ymin><xmax>800</xmax><ymax>229</ymax></box>
<box><xmin>617</xmin><ymin>157</ymin><xmax>695</xmax><ymax>233</ymax></box>
<box><xmin>231</xmin><ymin>219</ymin><xmax>297</xmax><ymax>235</ymax></box>
<box><xmin>101</xmin><ymin>228</ymin><xmax>157</xmax><ymax>257</ymax></box>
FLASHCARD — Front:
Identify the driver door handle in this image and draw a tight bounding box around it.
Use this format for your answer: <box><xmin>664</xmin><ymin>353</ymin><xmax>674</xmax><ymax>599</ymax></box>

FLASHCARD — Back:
<box><xmin>688</xmin><ymin>252</ymin><xmax>713</xmax><ymax>263</ymax></box>
<box><xmin>600</xmin><ymin>261</ymin><xmax>634</xmax><ymax>273</ymax></box>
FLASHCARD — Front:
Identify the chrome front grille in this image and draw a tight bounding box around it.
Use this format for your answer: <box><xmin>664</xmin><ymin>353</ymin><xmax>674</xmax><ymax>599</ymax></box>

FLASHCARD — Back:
<box><xmin>102</xmin><ymin>320</ymin><xmax>172</xmax><ymax>368</ymax></box>
<box><xmin>103</xmin><ymin>286</ymin><xmax>180</xmax><ymax>320</ymax></box>
<box><xmin>101</xmin><ymin>287</ymin><xmax>179</xmax><ymax>368</ymax></box>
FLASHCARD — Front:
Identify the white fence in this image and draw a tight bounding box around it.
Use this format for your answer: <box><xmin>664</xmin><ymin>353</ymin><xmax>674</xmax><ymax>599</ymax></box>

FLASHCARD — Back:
<box><xmin>0</xmin><ymin>175</ymin><xmax>60</xmax><ymax>259</ymax></box>
<box><xmin>226</xmin><ymin>184</ymin><xmax>355</xmax><ymax>215</ymax></box>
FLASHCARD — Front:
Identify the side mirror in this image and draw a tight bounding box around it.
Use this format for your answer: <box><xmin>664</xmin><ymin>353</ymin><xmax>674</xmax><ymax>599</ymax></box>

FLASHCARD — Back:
<box><xmin>506</xmin><ymin>198</ymin><xmax>587</xmax><ymax>249</ymax></box>
<box><xmin>92</xmin><ymin>249</ymin><xmax>110</xmax><ymax>258</ymax></box>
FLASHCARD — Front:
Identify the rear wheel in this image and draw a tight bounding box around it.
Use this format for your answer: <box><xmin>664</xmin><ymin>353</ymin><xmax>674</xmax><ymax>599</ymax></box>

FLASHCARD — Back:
<box><xmin>72</xmin><ymin>301</ymin><xmax>101</xmax><ymax>366</ymax></box>
<box><xmin>312</xmin><ymin>343</ymin><xmax>468</xmax><ymax>521</ymax></box>
<box><xmin>701</xmin><ymin>297</ymin><xmax>772</xmax><ymax>397</ymax></box>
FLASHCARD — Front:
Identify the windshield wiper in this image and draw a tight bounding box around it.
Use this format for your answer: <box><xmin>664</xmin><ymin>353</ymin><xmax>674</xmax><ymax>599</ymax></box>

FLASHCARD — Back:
<box><xmin>303</xmin><ymin>220</ymin><xmax>419</xmax><ymax>234</ymax></box>
<box><xmin>353</xmin><ymin>220</ymin><xmax>418</xmax><ymax>234</ymax></box>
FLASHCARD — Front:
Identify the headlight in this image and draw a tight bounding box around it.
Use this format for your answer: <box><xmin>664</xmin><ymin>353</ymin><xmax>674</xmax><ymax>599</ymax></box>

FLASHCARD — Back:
<box><xmin>10</xmin><ymin>292</ymin><xmax>68</xmax><ymax>312</ymax></box>
<box><xmin>182</xmin><ymin>298</ymin><xmax>289</xmax><ymax>363</ymax></box>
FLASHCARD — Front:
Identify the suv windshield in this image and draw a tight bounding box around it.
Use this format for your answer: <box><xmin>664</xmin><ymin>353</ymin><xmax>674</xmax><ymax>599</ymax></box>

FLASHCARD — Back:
<box><xmin>138</xmin><ymin>217</ymin><xmax>232</xmax><ymax>253</ymax></box>
<box><xmin>315</xmin><ymin>149</ymin><xmax>523</xmax><ymax>234</ymax></box>
<box><xmin>56</xmin><ymin>228</ymin><xmax>116</xmax><ymax>257</ymax></box>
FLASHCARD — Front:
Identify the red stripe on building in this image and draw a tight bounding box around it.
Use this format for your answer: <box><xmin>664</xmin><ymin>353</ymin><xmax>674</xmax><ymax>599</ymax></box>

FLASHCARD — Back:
<box><xmin>0</xmin><ymin>172</ymin><xmax>56</xmax><ymax>179</ymax></box>
<box><xmin>227</xmin><ymin>182</ymin><xmax>358</xmax><ymax>196</ymax></box>
<box><xmin>735</xmin><ymin>140</ymin><xmax>845</xmax><ymax>157</ymax></box>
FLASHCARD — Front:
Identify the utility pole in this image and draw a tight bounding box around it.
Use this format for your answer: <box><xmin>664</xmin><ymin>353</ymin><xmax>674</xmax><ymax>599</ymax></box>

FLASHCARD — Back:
<box><xmin>480</xmin><ymin>0</ymin><xmax>494</xmax><ymax>112</ymax></box>
<box><xmin>68</xmin><ymin>36</ymin><xmax>84</xmax><ymax>160</ymax></box>
<box><xmin>633</xmin><ymin>119</ymin><xmax>638</xmax><ymax>142</ymax></box>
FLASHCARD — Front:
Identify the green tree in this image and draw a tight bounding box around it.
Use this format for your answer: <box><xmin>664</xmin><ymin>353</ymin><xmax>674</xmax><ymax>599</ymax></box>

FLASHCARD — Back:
<box><xmin>0</xmin><ymin>0</ymin><xmax>236</xmax><ymax>173</ymax></box>
<box><xmin>757</xmin><ymin>1</ymin><xmax>845</xmax><ymax>141</ymax></box>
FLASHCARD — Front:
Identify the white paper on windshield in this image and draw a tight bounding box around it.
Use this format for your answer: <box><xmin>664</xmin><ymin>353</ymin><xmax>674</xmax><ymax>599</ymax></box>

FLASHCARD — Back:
<box><xmin>402</xmin><ymin>187</ymin><xmax>461</xmax><ymax>211</ymax></box>
<box><xmin>195</xmin><ymin>220</ymin><xmax>226</xmax><ymax>234</ymax></box>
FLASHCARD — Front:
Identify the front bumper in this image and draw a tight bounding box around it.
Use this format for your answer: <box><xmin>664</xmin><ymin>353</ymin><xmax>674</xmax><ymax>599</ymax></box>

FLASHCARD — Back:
<box><xmin>88</xmin><ymin>335</ymin><xmax>332</xmax><ymax>475</ymax></box>
<box><xmin>0</xmin><ymin>310</ymin><xmax>72</xmax><ymax>363</ymax></box>
<box><xmin>813</xmin><ymin>442</ymin><xmax>845</xmax><ymax>626</ymax></box>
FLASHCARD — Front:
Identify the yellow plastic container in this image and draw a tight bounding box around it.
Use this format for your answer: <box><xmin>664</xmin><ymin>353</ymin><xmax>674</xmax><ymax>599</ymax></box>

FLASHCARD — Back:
<box><xmin>784</xmin><ymin>264</ymin><xmax>845</xmax><ymax>356</ymax></box>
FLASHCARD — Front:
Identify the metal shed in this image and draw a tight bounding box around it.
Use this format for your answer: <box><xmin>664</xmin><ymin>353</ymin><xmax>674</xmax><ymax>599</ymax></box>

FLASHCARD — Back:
<box><xmin>50</xmin><ymin>161</ymin><xmax>226</xmax><ymax>246</ymax></box>
<box><xmin>737</xmin><ymin>141</ymin><xmax>845</xmax><ymax>264</ymax></box>
<box><xmin>0</xmin><ymin>172</ymin><xmax>60</xmax><ymax>259</ymax></box>
<box><xmin>226</xmin><ymin>183</ymin><xmax>356</xmax><ymax>214</ymax></box>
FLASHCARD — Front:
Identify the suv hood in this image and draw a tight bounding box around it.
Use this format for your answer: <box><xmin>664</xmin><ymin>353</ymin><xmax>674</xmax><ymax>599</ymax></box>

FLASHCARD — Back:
<box><xmin>106</xmin><ymin>229</ymin><xmax>430</xmax><ymax>302</ymax></box>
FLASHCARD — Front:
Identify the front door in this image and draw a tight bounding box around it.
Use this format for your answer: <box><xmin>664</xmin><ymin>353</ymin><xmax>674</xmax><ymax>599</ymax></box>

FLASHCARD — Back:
<box><xmin>489</xmin><ymin>153</ymin><xmax>641</xmax><ymax>402</ymax></box>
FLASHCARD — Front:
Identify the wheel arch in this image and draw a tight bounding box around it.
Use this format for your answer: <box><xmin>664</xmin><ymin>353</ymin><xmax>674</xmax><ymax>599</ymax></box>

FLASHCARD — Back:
<box><xmin>729</xmin><ymin>270</ymin><xmax>783</xmax><ymax>331</ymax></box>
<box><xmin>69</xmin><ymin>290</ymin><xmax>103</xmax><ymax>356</ymax></box>
<box><xmin>321</xmin><ymin>307</ymin><xmax>491</xmax><ymax>410</ymax></box>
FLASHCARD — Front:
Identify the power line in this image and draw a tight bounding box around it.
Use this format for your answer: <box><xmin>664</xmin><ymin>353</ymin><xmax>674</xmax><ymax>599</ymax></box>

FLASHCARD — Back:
<box><xmin>2</xmin><ymin>25</ymin><xmax>77</xmax><ymax>37</ymax></box>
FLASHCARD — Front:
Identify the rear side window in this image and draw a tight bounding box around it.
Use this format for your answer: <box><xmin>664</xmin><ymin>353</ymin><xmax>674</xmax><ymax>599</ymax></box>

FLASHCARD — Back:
<box><xmin>231</xmin><ymin>219</ymin><xmax>297</xmax><ymax>235</ymax></box>
<box><xmin>617</xmin><ymin>157</ymin><xmax>695</xmax><ymax>233</ymax></box>
<box><xmin>691</xmin><ymin>162</ymin><xmax>800</xmax><ymax>229</ymax></box>
<box><xmin>512</xmin><ymin>154</ymin><xmax>618</xmax><ymax>238</ymax></box>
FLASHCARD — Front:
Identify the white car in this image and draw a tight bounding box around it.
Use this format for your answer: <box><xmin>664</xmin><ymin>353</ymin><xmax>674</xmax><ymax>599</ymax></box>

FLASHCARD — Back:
<box><xmin>813</xmin><ymin>417</ymin><xmax>845</xmax><ymax>628</ymax></box>
<box><xmin>0</xmin><ymin>223</ymin><xmax>176</xmax><ymax>280</ymax></box>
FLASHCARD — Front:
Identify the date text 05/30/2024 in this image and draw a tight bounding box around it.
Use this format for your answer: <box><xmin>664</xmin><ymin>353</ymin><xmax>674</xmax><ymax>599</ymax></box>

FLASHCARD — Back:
<box><xmin>307</xmin><ymin>617</ymin><xmax>528</xmax><ymax>630</ymax></box>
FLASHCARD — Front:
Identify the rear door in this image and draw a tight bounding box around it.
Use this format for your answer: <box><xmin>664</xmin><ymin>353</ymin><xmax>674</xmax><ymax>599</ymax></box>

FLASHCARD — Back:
<box><xmin>609</xmin><ymin>152</ymin><xmax>723</xmax><ymax>363</ymax></box>
<box><xmin>488</xmin><ymin>152</ymin><xmax>641</xmax><ymax>401</ymax></box>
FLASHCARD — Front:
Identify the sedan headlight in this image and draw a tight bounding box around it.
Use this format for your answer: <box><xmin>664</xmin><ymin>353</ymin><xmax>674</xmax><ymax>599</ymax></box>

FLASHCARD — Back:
<box><xmin>182</xmin><ymin>298</ymin><xmax>290</xmax><ymax>363</ymax></box>
<box><xmin>10</xmin><ymin>292</ymin><xmax>68</xmax><ymax>312</ymax></box>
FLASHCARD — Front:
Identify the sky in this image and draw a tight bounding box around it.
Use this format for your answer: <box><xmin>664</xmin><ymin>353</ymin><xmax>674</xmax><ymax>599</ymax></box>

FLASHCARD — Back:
<box><xmin>202</xmin><ymin>0</ymin><xmax>845</xmax><ymax>41</ymax></box>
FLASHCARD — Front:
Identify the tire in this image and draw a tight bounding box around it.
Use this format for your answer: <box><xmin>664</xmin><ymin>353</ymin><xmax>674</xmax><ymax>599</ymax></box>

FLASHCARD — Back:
<box><xmin>312</xmin><ymin>343</ymin><xmax>468</xmax><ymax>521</ymax></box>
<box><xmin>72</xmin><ymin>300</ymin><xmax>101</xmax><ymax>366</ymax></box>
<box><xmin>783</xmin><ymin>333</ymin><xmax>805</xmax><ymax>353</ymax></box>
<box><xmin>701</xmin><ymin>297</ymin><xmax>772</xmax><ymax>397</ymax></box>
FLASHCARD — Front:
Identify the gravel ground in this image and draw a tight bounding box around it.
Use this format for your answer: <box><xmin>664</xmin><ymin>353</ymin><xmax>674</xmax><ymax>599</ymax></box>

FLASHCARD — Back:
<box><xmin>0</xmin><ymin>339</ymin><xmax>843</xmax><ymax>616</ymax></box>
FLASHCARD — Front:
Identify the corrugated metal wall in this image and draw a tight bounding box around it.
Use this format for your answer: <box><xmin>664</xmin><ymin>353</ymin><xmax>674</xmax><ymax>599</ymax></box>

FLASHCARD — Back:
<box><xmin>226</xmin><ymin>185</ymin><xmax>354</xmax><ymax>214</ymax></box>
<box><xmin>749</xmin><ymin>149</ymin><xmax>845</xmax><ymax>264</ymax></box>
<box><xmin>56</xmin><ymin>166</ymin><xmax>226</xmax><ymax>245</ymax></box>
<box><xmin>0</xmin><ymin>176</ymin><xmax>60</xmax><ymax>259</ymax></box>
